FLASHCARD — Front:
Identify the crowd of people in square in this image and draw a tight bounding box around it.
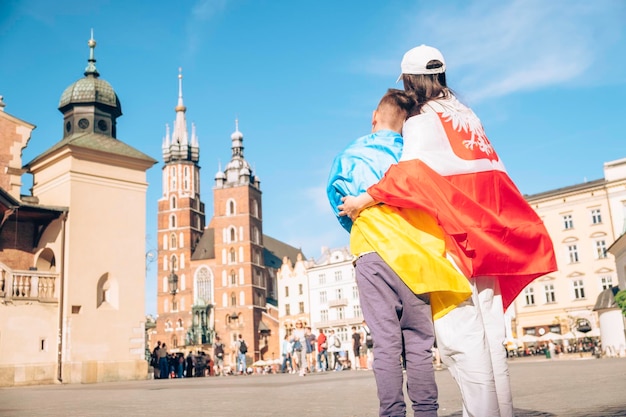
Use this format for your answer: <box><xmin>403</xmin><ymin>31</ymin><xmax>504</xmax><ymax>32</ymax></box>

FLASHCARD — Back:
<box><xmin>279</xmin><ymin>320</ymin><xmax>374</xmax><ymax>376</ymax></box>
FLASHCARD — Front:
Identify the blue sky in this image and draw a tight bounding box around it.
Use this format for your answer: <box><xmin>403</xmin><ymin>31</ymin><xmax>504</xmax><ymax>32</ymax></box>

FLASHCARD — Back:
<box><xmin>2</xmin><ymin>0</ymin><xmax>625</xmax><ymax>315</ymax></box>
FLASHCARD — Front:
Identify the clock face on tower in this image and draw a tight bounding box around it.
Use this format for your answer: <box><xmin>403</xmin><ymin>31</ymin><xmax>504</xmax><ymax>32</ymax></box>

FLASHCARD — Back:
<box><xmin>78</xmin><ymin>118</ymin><xmax>90</xmax><ymax>129</ymax></box>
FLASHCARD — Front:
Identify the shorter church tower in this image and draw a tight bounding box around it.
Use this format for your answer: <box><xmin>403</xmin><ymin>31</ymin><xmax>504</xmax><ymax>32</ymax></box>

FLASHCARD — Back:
<box><xmin>210</xmin><ymin>121</ymin><xmax>270</xmax><ymax>357</ymax></box>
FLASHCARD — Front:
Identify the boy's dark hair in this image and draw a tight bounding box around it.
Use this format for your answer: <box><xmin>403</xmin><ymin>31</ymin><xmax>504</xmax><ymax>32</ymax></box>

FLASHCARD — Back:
<box><xmin>378</xmin><ymin>88</ymin><xmax>416</xmax><ymax>119</ymax></box>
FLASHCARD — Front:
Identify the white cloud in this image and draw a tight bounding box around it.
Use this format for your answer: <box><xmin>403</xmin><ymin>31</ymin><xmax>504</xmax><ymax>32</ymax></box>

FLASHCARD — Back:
<box><xmin>363</xmin><ymin>0</ymin><xmax>624</xmax><ymax>102</ymax></box>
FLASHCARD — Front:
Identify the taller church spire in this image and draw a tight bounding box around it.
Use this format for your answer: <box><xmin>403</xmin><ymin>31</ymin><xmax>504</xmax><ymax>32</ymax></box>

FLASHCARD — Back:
<box><xmin>162</xmin><ymin>68</ymin><xmax>199</xmax><ymax>163</ymax></box>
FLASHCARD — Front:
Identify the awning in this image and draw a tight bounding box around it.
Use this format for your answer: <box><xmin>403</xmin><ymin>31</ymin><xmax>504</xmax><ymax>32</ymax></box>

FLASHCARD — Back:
<box><xmin>258</xmin><ymin>321</ymin><xmax>270</xmax><ymax>332</ymax></box>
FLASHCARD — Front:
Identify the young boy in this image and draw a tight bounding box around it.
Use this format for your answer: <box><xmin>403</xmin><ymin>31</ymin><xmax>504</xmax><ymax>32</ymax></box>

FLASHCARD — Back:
<box><xmin>327</xmin><ymin>89</ymin><xmax>471</xmax><ymax>417</ymax></box>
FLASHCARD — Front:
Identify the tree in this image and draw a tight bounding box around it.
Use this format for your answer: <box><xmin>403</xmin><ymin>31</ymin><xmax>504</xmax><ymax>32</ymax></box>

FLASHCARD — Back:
<box><xmin>615</xmin><ymin>289</ymin><xmax>626</xmax><ymax>317</ymax></box>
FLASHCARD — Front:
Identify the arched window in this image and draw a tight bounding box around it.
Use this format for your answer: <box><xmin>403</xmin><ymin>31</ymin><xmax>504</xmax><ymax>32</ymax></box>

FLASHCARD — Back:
<box><xmin>230</xmin><ymin>227</ymin><xmax>236</xmax><ymax>243</ymax></box>
<box><xmin>170</xmin><ymin>166</ymin><xmax>176</xmax><ymax>190</ymax></box>
<box><xmin>252</xmin><ymin>199</ymin><xmax>259</xmax><ymax>218</ymax></box>
<box><xmin>195</xmin><ymin>267</ymin><xmax>213</xmax><ymax>305</ymax></box>
<box><xmin>171</xmin><ymin>255</ymin><xmax>178</xmax><ymax>271</ymax></box>
<box><xmin>170</xmin><ymin>233</ymin><xmax>177</xmax><ymax>249</ymax></box>
<box><xmin>228</xmin><ymin>200</ymin><xmax>236</xmax><ymax>215</ymax></box>
<box><xmin>230</xmin><ymin>292</ymin><xmax>237</xmax><ymax>306</ymax></box>
<box><xmin>171</xmin><ymin>196</ymin><xmax>177</xmax><ymax>209</ymax></box>
<box><xmin>97</xmin><ymin>273</ymin><xmax>118</xmax><ymax>309</ymax></box>
<box><xmin>170</xmin><ymin>214</ymin><xmax>176</xmax><ymax>228</ymax></box>
<box><xmin>230</xmin><ymin>248</ymin><xmax>236</xmax><ymax>263</ymax></box>
<box><xmin>230</xmin><ymin>270</ymin><xmax>237</xmax><ymax>286</ymax></box>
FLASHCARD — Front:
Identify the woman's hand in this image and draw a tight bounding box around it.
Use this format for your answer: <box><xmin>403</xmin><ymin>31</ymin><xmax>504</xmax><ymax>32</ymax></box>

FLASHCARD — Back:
<box><xmin>338</xmin><ymin>193</ymin><xmax>376</xmax><ymax>220</ymax></box>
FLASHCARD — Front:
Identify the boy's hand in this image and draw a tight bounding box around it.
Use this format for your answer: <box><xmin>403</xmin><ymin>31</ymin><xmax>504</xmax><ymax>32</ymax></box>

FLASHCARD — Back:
<box><xmin>338</xmin><ymin>193</ymin><xmax>375</xmax><ymax>220</ymax></box>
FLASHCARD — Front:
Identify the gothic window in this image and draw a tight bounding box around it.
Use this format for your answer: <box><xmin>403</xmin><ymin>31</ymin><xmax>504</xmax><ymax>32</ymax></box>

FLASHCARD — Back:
<box><xmin>170</xmin><ymin>233</ymin><xmax>177</xmax><ymax>249</ymax></box>
<box><xmin>230</xmin><ymin>227</ymin><xmax>236</xmax><ymax>243</ymax></box>
<box><xmin>184</xmin><ymin>166</ymin><xmax>189</xmax><ymax>190</ymax></box>
<box><xmin>230</xmin><ymin>270</ymin><xmax>237</xmax><ymax>286</ymax></box>
<box><xmin>171</xmin><ymin>196</ymin><xmax>176</xmax><ymax>209</ymax></box>
<box><xmin>196</xmin><ymin>267</ymin><xmax>213</xmax><ymax>305</ymax></box>
<box><xmin>230</xmin><ymin>248</ymin><xmax>236</xmax><ymax>263</ymax></box>
<box><xmin>170</xmin><ymin>166</ymin><xmax>177</xmax><ymax>190</ymax></box>
<box><xmin>227</xmin><ymin>199</ymin><xmax>236</xmax><ymax>216</ymax></box>
<box><xmin>171</xmin><ymin>255</ymin><xmax>178</xmax><ymax>271</ymax></box>
<box><xmin>230</xmin><ymin>292</ymin><xmax>236</xmax><ymax>306</ymax></box>
<box><xmin>170</xmin><ymin>214</ymin><xmax>176</xmax><ymax>228</ymax></box>
<box><xmin>252</xmin><ymin>226</ymin><xmax>260</xmax><ymax>244</ymax></box>
<box><xmin>252</xmin><ymin>199</ymin><xmax>259</xmax><ymax>218</ymax></box>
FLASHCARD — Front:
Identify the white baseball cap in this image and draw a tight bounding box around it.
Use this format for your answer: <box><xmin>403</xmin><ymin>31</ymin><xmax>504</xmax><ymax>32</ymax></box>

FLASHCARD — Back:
<box><xmin>397</xmin><ymin>45</ymin><xmax>446</xmax><ymax>82</ymax></box>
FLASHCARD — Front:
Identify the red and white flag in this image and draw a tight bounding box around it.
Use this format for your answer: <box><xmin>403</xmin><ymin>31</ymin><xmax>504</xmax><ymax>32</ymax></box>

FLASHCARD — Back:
<box><xmin>367</xmin><ymin>97</ymin><xmax>557</xmax><ymax>309</ymax></box>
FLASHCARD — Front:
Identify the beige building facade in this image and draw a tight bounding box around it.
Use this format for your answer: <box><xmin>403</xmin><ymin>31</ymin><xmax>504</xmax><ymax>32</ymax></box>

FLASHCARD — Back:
<box><xmin>0</xmin><ymin>36</ymin><xmax>155</xmax><ymax>386</ymax></box>
<box><xmin>511</xmin><ymin>158</ymin><xmax>626</xmax><ymax>348</ymax></box>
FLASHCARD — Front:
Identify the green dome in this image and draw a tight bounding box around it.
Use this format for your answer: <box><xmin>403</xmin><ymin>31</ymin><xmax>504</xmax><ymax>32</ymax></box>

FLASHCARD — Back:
<box><xmin>58</xmin><ymin>75</ymin><xmax>121</xmax><ymax>114</ymax></box>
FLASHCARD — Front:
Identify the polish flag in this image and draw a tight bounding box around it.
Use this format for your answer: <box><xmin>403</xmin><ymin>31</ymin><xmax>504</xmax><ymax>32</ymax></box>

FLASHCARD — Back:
<box><xmin>367</xmin><ymin>97</ymin><xmax>557</xmax><ymax>309</ymax></box>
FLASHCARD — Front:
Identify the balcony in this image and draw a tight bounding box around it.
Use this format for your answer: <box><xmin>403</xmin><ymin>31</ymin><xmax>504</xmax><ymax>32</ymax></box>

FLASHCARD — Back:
<box><xmin>328</xmin><ymin>298</ymin><xmax>348</xmax><ymax>308</ymax></box>
<box><xmin>0</xmin><ymin>269</ymin><xmax>59</xmax><ymax>303</ymax></box>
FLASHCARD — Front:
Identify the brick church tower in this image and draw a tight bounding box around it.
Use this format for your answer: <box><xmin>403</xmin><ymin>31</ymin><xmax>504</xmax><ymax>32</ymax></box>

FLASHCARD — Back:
<box><xmin>155</xmin><ymin>70</ymin><xmax>206</xmax><ymax>349</ymax></box>
<box><xmin>210</xmin><ymin>119</ymin><xmax>274</xmax><ymax>358</ymax></box>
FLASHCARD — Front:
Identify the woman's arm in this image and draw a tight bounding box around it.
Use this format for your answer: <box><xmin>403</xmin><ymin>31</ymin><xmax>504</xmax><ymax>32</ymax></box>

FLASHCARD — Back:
<box><xmin>338</xmin><ymin>192</ymin><xmax>376</xmax><ymax>220</ymax></box>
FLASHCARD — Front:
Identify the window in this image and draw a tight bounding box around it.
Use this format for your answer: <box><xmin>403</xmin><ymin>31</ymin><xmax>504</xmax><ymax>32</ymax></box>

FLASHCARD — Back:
<box><xmin>196</xmin><ymin>267</ymin><xmax>212</xmax><ymax>305</ymax></box>
<box><xmin>600</xmin><ymin>275</ymin><xmax>613</xmax><ymax>290</ymax></box>
<box><xmin>591</xmin><ymin>208</ymin><xmax>602</xmax><ymax>224</ymax></box>
<box><xmin>230</xmin><ymin>228</ymin><xmax>236</xmax><ymax>243</ymax></box>
<box><xmin>568</xmin><ymin>245</ymin><xmax>579</xmax><ymax>263</ymax></box>
<box><xmin>320</xmin><ymin>290</ymin><xmax>327</xmax><ymax>303</ymax></box>
<box><xmin>228</xmin><ymin>200</ymin><xmax>235</xmax><ymax>216</ymax></box>
<box><xmin>573</xmin><ymin>280</ymin><xmax>585</xmax><ymax>299</ymax></box>
<box><xmin>352</xmin><ymin>285</ymin><xmax>359</xmax><ymax>299</ymax></box>
<box><xmin>299</xmin><ymin>302</ymin><xmax>304</xmax><ymax>314</ymax></box>
<box><xmin>170</xmin><ymin>196</ymin><xmax>176</xmax><ymax>209</ymax></box>
<box><xmin>544</xmin><ymin>284</ymin><xmax>555</xmax><ymax>303</ymax></box>
<box><xmin>336</xmin><ymin>288</ymin><xmax>343</xmax><ymax>299</ymax></box>
<box><xmin>298</xmin><ymin>284</ymin><xmax>303</xmax><ymax>295</ymax></box>
<box><xmin>562</xmin><ymin>214</ymin><xmax>573</xmax><ymax>230</ymax></box>
<box><xmin>337</xmin><ymin>307</ymin><xmax>345</xmax><ymax>319</ymax></box>
<box><xmin>334</xmin><ymin>271</ymin><xmax>342</xmax><ymax>281</ymax></box>
<box><xmin>321</xmin><ymin>309</ymin><xmax>328</xmax><ymax>322</ymax></box>
<box><xmin>230</xmin><ymin>271</ymin><xmax>237</xmax><ymax>286</ymax></box>
<box><xmin>285</xmin><ymin>286</ymin><xmax>289</xmax><ymax>297</ymax></box>
<box><xmin>595</xmin><ymin>240</ymin><xmax>607</xmax><ymax>259</ymax></box>
<box><xmin>285</xmin><ymin>304</ymin><xmax>291</xmax><ymax>316</ymax></box>
<box><xmin>170</xmin><ymin>214</ymin><xmax>176</xmax><ymax>228</ymax></box>
<box><xmin>318</xmin><ymin>273</ymin><xmax>326</xmax><ymax>285</ymax></box>
<box><xmin>230</xmin><ymin>248</ymin><xmax>236</xmax><ymax>263</ymax></box>
<box><xmin>524</xmin><ymin>287</ymin><xmax>535</xmax><ymax>306</ymax></box>
<box><xmin>353</xmin><ymin>305</ymin><xmax>362</xmax><ymax>318</ymax></box>
<box><xmin>170</xmin><ymin>233</ymin><xmax>177</xmax><ymax>249</ymax></box>
<box><xmin>230</xmin><ymin>292</ymin><xmax>237</xmax><ymax>306</ymax></box>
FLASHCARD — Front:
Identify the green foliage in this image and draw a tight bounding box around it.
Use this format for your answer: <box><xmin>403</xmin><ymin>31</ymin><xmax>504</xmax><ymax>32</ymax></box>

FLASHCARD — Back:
<box><xmin>615</xmin><ymin>290</ymin><xmax>626</xmax><ymax>317</ymax></box>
